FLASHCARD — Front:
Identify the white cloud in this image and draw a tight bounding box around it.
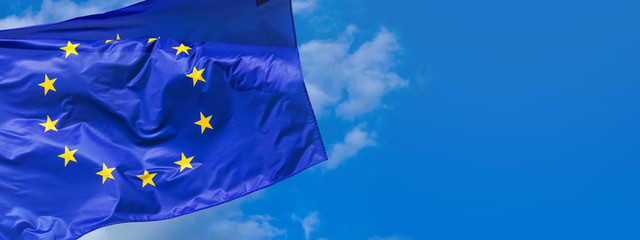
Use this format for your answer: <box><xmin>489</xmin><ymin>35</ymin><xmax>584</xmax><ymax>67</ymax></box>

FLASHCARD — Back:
<box><xmin>208</xmin><ymin>215</ymin><xmax>286</xmax><ymax>240</ymax></box>
<box><xmin>300</xmin><ymin>25</ymin><xmax>406</xmax><ymax>169</ymax></box>
<box><xmin>300</xmin><ymin>25</ymin><xmax>407</xmax><ymax>120</ymax></box>
<box><xmin>326</xmin><ymin>123</ymin><xmax>376</xmax><ymax>169</ymax></box>
<box><xmin>292</xmin><ymin>0</ymin><xmax>318</xmax><ymax>15</ymax></box>
<box><xmin>80</xmin><ymin>191</ymin><xmax>285</xmax><ymax>240</ymax></box>
<box><xmin>369</xmin><ymin>235</ymin><xmax>412</xmax><ymax>240</ymax></box>
<box><xmin>291</xmin><ymin>211</ymin><xmax>320</xmax><ymax>240</ymax></box>
<box><xmin>0</xmin><ymin>0</ymin><xmax>140</xmax><ymax>30</ymax></box>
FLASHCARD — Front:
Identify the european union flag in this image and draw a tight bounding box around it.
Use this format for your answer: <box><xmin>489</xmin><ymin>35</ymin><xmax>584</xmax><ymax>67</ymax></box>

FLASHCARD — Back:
<box><xmin>0</xmin><ymin>0</ymin><xmax>327</xmax><ymax>239</ymax></box>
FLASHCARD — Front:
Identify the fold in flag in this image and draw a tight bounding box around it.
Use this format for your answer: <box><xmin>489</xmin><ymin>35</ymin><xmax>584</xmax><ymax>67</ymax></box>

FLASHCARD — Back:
<box><xmin>0</xmin><ymin>0</ymin><xmax>327</xmax><ymax>239</ymax></box>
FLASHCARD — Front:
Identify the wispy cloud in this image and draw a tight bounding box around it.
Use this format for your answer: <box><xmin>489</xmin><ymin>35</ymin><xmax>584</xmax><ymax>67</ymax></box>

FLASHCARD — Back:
<box><xmin>300</xmin><ymin>25</ymin><xmax>405</xmax><ymax>169</ymax></box>
<box><xmin>326</xmin><ymin>123</ymin><xmax>376</xmax><ymax>169</ymax></box>
<box><xmin>83</xmin><ymin>211</ymin><xmax>285</xmax><ymax>240</ymax></box>
<box><xmin>292</xmin><ymin>0</ymin><xmax>318</xmax><ymax>15</ymax></box>
<box><xmin>291</xmin><ymin>211</ymin><xmax>320</xmax><ymax>240</ymax></box>
<box><xmin>208</xmin><ymin>215</ymin><xmax>286</xmax><ymax>240</ymax></box>
<box><xmin>0</xmin><ymin>0</ymin><xmax>140</xmax><ymax>30</ymax></box>
<box><xmin>80</xmin><ymin>191</ymin><xmax>286</xmax><ymax>240</ymax></box>
<box><xmin>300</xmin><ymin>25</ymin><xmax>407</xmax><ymax>120</ymax></box>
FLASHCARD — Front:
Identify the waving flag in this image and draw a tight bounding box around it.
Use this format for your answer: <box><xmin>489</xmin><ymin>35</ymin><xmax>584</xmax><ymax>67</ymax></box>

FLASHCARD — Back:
<box><xmin>0</xmin><ymin>0</ymin><xmax>327</xmax><ymax>239</ymax></box>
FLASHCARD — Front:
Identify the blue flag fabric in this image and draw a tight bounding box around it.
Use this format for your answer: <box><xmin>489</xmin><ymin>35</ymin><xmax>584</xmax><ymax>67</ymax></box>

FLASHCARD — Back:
<box><xmin>0</xmin><ymin>0</ymin><xmax>327</xmax><ymax>239</ymax></box>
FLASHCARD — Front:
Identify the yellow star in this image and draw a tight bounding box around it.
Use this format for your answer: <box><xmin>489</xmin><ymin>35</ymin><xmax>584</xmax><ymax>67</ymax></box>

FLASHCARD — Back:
<box><xmin>39</xmin><ymin>115</ymin><xmax>59</xmax><ymax>132</ymax></box>
<box><xmin>194</xmin><ymin>112</ymin><xmax>213</xmax><ymax>134</ymax></box>
<box><xmin>148</xmin><ymin>37</ymin><xmax>159</xmax><ymax>43</ymax></box>
<box><xmin>186</xmin><ymin>67</ymin><xmax>206</xmax><ymax>86</ymax></box>
<box><xmin>58</xmin><ymin>146</ymin><xmax>77</xmax><ymax>167</ymax></box>
<box><xmin>137</xmin><ymin>170</ymin><xmax>157</xmax><ymax>187</ymax></box>
<box><xmin>96</xmin><ymin>163</ymin><xmax>115</xmax><ymax>184</ymax></box>
<box><xmin>174</xmin><ymin>153</ymin><xmax>194</xmax><ymax>172</ymax></box>
<box><xmin>38</xmin><ymin>74</ymin><xmax>57</xmax><ymax>95</ymax></box>
<box><xmin>60</xmin><ymin>41</ymin><xmax>79</xmax><ymax>58</ymax></box>
<box><xmin>105</xmin><ymin>33</ymin><xmax>121</xmax><ymax>43</ymax></box>
<box><xmin>173</xmin><ymin>44</ymin><xmax>192</xmax><ymax>55</ymax></box>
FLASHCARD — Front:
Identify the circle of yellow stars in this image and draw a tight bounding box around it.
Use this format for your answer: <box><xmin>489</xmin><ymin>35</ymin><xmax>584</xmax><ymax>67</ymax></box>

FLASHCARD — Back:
<box><xmin>38</xmin><ymin>35</ymin><xmax>213</xmax><ymax>188</ymax></box>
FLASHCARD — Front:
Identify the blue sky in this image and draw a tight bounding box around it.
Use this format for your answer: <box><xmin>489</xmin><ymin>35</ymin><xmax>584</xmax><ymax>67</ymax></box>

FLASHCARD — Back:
<box><xmin>1</xmin><ymin>0</ymin><xmax>640</xmax><ymax>239</ymax></box>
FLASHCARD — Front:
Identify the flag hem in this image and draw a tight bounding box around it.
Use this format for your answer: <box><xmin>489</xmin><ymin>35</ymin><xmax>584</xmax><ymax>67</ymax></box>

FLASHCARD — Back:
<box><xmin>74</xmin><ymin>157</ymin><xmax>327</xmax><ymax>240</ymax></box>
